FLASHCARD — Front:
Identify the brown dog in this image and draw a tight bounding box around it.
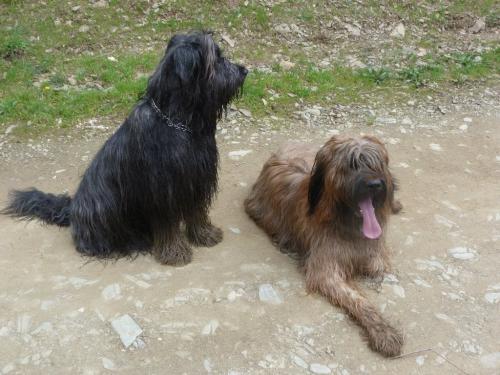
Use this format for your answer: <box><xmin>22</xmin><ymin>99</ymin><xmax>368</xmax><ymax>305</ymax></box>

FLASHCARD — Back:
<box><xmin>244</xmin><ymin>135</ymin><xmax>403</xmax><ymax>357</ymax></box>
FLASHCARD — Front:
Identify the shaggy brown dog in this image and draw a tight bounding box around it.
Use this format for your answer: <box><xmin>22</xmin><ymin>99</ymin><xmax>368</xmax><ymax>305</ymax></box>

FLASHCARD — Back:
<box><xmin>244</xmin><ymin>135</ymin><xmax>403</xmax><ymax>357</ymax></box>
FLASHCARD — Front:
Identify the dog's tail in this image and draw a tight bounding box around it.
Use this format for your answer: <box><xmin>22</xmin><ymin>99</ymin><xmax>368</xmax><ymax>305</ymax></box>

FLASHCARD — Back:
<box><xmin>2</xmin><ymin>188</ymin><xmax>71</xmax><ymax>227</ymax></box>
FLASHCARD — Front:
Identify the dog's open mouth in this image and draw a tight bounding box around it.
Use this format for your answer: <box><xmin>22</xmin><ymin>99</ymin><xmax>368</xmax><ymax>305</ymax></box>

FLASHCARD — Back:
<box><xmin>358</xmin><ymin>197</ymin><xmax>382</xmax><ymax>239</ymax></box>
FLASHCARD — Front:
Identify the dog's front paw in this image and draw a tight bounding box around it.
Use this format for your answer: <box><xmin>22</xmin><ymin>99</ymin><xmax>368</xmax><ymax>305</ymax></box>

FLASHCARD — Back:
<box><xmin>153</xmin><ymin>242</ymin><xmax>193</xmax><ymax>266</ymax></box>
<box><xmin>187</xmin><ymin>224</ymin><xmax>223</xmax><ymax>247</ymax></box>
<box><xmin>367</xmin><ymin>323</ymin><xmax>404</xmax><ymax>357</ymax></box>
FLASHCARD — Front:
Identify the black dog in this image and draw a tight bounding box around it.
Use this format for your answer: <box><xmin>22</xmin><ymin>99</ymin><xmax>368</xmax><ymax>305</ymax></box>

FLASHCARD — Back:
<box><xmin>3</xmin><ymin>31</ymin><xmax>247</xmax><ymax>265</ymax></box>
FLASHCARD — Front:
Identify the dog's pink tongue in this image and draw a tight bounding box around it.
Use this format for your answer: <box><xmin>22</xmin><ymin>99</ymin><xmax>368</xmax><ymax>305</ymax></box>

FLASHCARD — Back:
<box><xmin>359</xmin><ymin>197</ymin><xmax>382</xmax><ymax>239</ymax></box>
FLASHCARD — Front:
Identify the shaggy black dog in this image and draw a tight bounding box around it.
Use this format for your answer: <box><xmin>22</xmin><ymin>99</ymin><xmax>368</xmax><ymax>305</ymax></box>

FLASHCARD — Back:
<box><xmin>3</xmin><ymin>31</ymin><xmax>248</xmax><ymax>265</ymax></box>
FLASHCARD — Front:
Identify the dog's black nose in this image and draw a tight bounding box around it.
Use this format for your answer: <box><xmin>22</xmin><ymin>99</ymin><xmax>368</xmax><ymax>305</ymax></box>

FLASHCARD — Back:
<box><xmin>367</xmin><ymin>179</ymin><xmax>384</xmax><ymax>190</ymax></box>
<box><xmin>239</xmin><ymin>66</ymin><xmax>248</xmax><ymax>77</ymax></box>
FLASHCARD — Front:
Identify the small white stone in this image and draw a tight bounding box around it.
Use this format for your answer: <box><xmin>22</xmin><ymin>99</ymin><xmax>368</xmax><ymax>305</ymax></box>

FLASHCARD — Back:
<box><xmin>413</xmin><ymin>278</ymin><xmax>432</xmax><ymax>288</ymax></box>
<box><xmin>228</xmin><ymin>150</ymin><xmax>252</xmax><ymax>160</ymax></box>
<box><xmin>124</xmin><ymin>275</ymin><xmax>151</xmax><ymax>289</ymax></box>
<box><xmin>383</xmin><ymin>274</ymin><xmax>399</xmax><ymax>284</ymax></box>
<box><xmin>484</xmin><ymin>292</ymin><xmax>500</xmax><ymax>304</ymax></box>
<box><xmin>102</xmin><ymin>357</ymin><xmax>117</xmax><ymax>371</ymax></box>
<box><xmin>416</xmin><ymin>355</ymin><xmax>425</xmax><ymax>366</ymax></box>
<box><xmin>459</xmin><ymin>124</ymin><xmax>468</xmax><ymax>131</ymax></box>
<box><xmin>17</xmin><ymin>314</ymin><xmax>31</xmax><ymax>334</ymax></box>
<box><xmin>201</xmin><ymin>320</ymin><xmax>219</xmax><ymax>335</ymax></box>
<box><xmin>392</xmin><ymin>285</ymin><xmax>406</xmax><ymax>298</ymax></box>
<box><xmin>78</xmin><ymin>25</ymin><xmax>90</xmax><ymax>33</ymax></box>
<box><xmin>390</xmin><ymin>23</ymin><xmax>405</xmax><ymax>38</ymax></box>
<box><xmin>292</xmin><ymin>355</ymin><xmax>308</xmax><ymax>369</ymax></box>
<box><xmin>480</xmin><ymin>352</ymin><xmax>500</xmax><ymax>369</ymax></box>
<box><xmin>102</xmin><ymin>283</ymin><xmax>122</xmax><ymax>300</ymax></box>
<box><xmin>448</xmin><ymin>247</ymin><xmax>476</xmax><ymax>260</ymax></box>
<box><xmin>2</xmin><ymin>364</ymin><xmax>15</xmax><ymax>374</ymax></box>
<box><xmin>310</xmin><ymin>363</ymin><xmax>331</xmax><ymax>374</ymax></box>
<box><xmin>429</xmin><ymin>143</ymin><xmax>442</xmax><ymax>151</ymax></box>
<box><xmin>239</xmin><ymin>109</ymin><xmax>252</xmax><ymax>118</ymax></box>
<box><xmin>463</xmin><ymin>117</ymin><xmax>473</xmax><ymax>123</ymax></box>
<box><xmin>111</xmin><ymin>314</ymin><xmax>143</xmax><ymax>348</ymax></box>
<box><xmin>258</xmin><ymin>284</ymin><xmax>283</xmax><ymax>305</ymax></box>
<box><xmin>434</xmin><ymin>313</ymin><xmax>454</xmax><ymax>324</ymax></box>
<box><xmin>107</xmin><ymin>56</ymin><xmax>117</xmax><ymax>62</ymax></box>
<box><xmin>229</xmin><ymin>227</ymin><xmax>241</xmax><ymax>234</ymax></box>
<box><xmin>434</xmin><ymin>214</ymin><xmax>455</xmax><ymax>228</ymax></box>
<box><xmin>203</xmin><ymin>358</ymin><xmax>213</xmax><ymax>372</ymax></box>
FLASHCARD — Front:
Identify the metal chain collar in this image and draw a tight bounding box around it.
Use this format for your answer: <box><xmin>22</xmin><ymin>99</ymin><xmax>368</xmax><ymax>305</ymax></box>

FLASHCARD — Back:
<box><xmin>149</xmin><ymin>98</ymin><xmax>192</xmax><ymax>134</ymax></box>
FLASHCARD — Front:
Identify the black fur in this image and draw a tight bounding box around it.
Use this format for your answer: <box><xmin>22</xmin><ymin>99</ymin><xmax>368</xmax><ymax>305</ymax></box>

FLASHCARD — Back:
<box><xmin>308</xmin><ymin>160</ymin><xmax>326</xmax><ymax>215</ymax></box>
<box><xmin>2</xmin><ymin>31</ymin><xmax>247</xmax><ymax>265</ymax></box>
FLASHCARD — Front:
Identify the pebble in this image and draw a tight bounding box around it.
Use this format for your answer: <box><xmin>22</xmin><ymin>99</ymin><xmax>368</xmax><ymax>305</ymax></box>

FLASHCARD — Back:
<box><xmin>111</xmin><ymin>314</ymin><xmax>143</xmax><ymax>348</ymax></box>
<box><xmin>383</xmin><ymin>274</ymin><xmax>399</xmax><ymax>284</ymax></box>
<box><xmin>2</xmin><ymin>364</ymin><xmax>15</xmax><ymax>374</ymax></box>
<box><xmin>413</xmin><ymin>278</ymin><xmax>432</xmax><ymax>288</ymax></box>
<box><xmin>201</xmin><ymin>320</ymin><xmax>219</xmax><ymax>335</ymax></box>
<box><xmin>228</xmin><ymin>150</ymin><xmax>252</xmax><ymax>160</ymax></box>
<box><xmin>221</xmin><ymin>33</ymin><xmax>235</xmax><ymax>48</ymax></box>
<box><xmin>203</xmin><ymin>358</ymin><xmax>214</xmax><ymax>372</ymax></box>
<box><xmin>292</xmin><ymin>355</ymin><xmax>308</xmax><ymax>369</ymax></box>
<box><xmin>258</xmin><ymin>284</ymin><xmax>283</xmax><ymax>305</ymax></box>
<box><xmin>429</xmin><ymin>143</ymin><xmax>442</xmax><ymax>152</ymax></box>
<box><xmin>239</xmin><ymin>109</ymin><xmax>252</xmax><ymax>118</ymax></box>
<box><xmin>390</xmin><ymin>23</ymin><xmax>405</xmax><ymax>38</ymax></box>
<box><xmin>375</xmin><ymin>117</ymin><xmax>397</xmax><ymax>124</ymax></box>
<box><xmin>78</xmin><ymin>25</ymin><xmax>90</xmax><ymax>33</ymax></box>
<box><xmin>5</xmin><ymin>125</ymin><xmax>17</xmax><ymax>135</ymax></box>
<box><xmin>310</xmin><ymin>363</ymin><xmax>331</xmax><ymax>374</ymax></box>
<box><xmin>345</xmin><ymin>23</ymin><xmax>361</xmax><ymax>36</ymax></box>
<box><xmin>469</xmin><ymin>18</ymin><xmax>485</xmax><ymax>33</ymax></box>
<box><xmin>124</xmin><ymin>275</ymin><xmax>151</xmax><ymax>289</ymax></box>
<box><xmin>484</xmin><ymin>292</ymin><xmax>500</xmax><ymax>304</ymax></box>
<box><xmin>434</xmin><ymin>313</ymin><xmax>455</xmax><ymax>324</ymax></box>
<box><xmin>102</xmin><ymin>283</ymin><xmax>122</xmax><ymax>300</ymax></box>
<box><xmin>480</xmin><ymin>352</ymin><xmax>500</xmax><ymax>369</ymax></box>
<box><xmin>17</xmin><ymin>314</ymin><xmax>31</xmax><ymax>334</ymax></box>
<box><xmin>448</xmin><ymin>247</ymin><xmax>476</xmax><ymax>260</ymax></box>
<box><xmin>229</xmin><ymin>227</ymin><xmax>241</xmax><ymax>234</ymax></box>
<box><xmin>416</xmin><ymin>355</ymin><xmax>425</xmax><ymax>366</ymax></box>
<box><xmin>102</xmin><ymin>357</ymin><xmax>117</xmax><ymax>371</ymax></box>
<box><xmin>392</xmin><ymin>285</ymin><xmax>406</xmax><ymax>298</ymax></box>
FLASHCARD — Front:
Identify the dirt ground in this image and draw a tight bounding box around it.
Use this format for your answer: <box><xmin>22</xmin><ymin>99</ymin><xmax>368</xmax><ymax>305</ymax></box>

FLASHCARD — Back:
<box><xmin>0</xmin><ymin>108</ymin><xmax>499</xmax><ymax>375</ymax></box>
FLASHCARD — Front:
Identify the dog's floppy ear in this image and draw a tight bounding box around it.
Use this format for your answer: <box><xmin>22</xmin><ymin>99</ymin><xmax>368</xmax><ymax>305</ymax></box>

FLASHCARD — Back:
<box><xmin>167</xmin><ymin>45</ymin><xmax>201</xmax><ymax>88</ymax></box>
<box><xmin>308</xmin><ymin>157</ymin><xmax>326</xmax><ymax>215</ymax></box>
<box><xmin>198</xmin><ymin>33</ymin><xmax>217</xmax><ymax>80</ymax></box>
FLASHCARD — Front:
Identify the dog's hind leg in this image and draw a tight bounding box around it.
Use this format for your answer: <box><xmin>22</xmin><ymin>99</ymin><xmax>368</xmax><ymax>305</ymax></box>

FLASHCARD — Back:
<box><xmin>152</xmin><ymin>221</ymin><xmax>192</xmax><ymax>265</ymax></box>
<box><xmin>305</xmin><ymin>259</ymin><xmax>403</xmax><ymax>357</ymax></box>
<box><xmin>185</xmin><ymin>211</ymin><xmax>223</xmax><ymax>247</ymax></box>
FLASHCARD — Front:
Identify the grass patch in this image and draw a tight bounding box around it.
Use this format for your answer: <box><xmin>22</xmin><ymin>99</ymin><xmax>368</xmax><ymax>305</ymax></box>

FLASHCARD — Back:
<box><xmin>0</xmin><ymin>48</ymin><xmax>498</xmax><ymax>132</ymax></box>
<box><xmin>0</xmin><ymin>0</ymin><xmax>499</xmax><ymax>135</ymax></box>
<box><xmin>1</xmin><ymin>28</ymin><xmax>29</xmax><ymax>59</ymax></box>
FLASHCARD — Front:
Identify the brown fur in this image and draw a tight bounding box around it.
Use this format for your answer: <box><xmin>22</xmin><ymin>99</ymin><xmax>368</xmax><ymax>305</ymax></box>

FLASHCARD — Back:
<box><xmin>244</xmin><ymin>135</ymin><xmax>404</xmax><ymax>357</ymax></box>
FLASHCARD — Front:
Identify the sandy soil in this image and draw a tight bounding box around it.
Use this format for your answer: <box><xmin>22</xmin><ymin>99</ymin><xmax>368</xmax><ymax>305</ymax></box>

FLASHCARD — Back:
<box><xmin>0</xmin><ymin>110</ymin><xmax>499</xmax><ymax>375</ymax></box>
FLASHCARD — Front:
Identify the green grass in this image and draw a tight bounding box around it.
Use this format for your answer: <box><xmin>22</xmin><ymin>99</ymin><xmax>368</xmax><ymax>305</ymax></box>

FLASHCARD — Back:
<box><xmin>0</xmin><ymin>46</ymin><xmax>498</xmax><ymax>132</ymax></box>
<box><xmin>0</xmin><ymin>0</ymin><xmax>499</xmax><ymax>135</ymax></box>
